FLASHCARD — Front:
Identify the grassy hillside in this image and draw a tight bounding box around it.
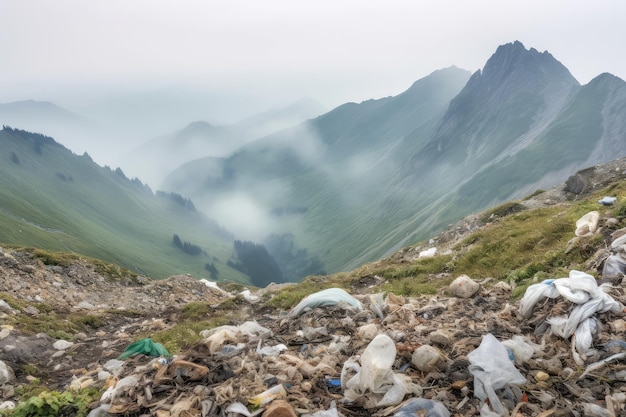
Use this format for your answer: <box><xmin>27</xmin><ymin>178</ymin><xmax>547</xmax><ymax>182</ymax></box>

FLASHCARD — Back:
<box><xmin>268</xmin><ymin>177</ymin><xmax>626</xmax><ymax>309</ymax></box>
<box><xmin>0</xmin><ymin>127</ymin><xmax>249</xmax><ymax>283</ymax></box>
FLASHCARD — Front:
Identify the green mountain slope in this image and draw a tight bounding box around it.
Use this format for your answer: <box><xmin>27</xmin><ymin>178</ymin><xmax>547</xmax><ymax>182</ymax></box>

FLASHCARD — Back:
<box><xmin>163</xmin><ymin>42</ymin><xmax>626</xmax><ymax>280</ymax></box>
<box><xmin>0</xmin><ymin>127</ymin><xmax>248</xmax><ymax>283</ymax></box>
<box><xmin>163</xmin><ymin>67</ymin><xmax>472</xmax><ymax>273</ymax></box>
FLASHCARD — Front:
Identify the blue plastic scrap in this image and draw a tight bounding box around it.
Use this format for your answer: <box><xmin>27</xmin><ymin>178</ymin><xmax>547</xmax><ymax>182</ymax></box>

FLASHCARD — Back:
<box><xmin>393</xmin><ymin>398</ymin><xmax>450</xmax><ymax>417</ymax></box>
<box><xmin>598</xmin><ymin>196</ymin><xmax>617</xmax><ymax>205</ymax></box>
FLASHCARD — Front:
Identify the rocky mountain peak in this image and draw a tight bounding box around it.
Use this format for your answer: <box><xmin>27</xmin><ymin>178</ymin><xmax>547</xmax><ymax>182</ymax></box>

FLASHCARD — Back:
<box><xmin>472</xmin><ymin>41</ymin><xmax>579</xmax><ymax>91</ymax></box>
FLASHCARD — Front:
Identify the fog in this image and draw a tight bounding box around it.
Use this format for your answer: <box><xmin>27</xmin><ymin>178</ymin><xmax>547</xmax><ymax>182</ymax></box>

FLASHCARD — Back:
<box><xmin>2</xmin><ymin>0</ymin><xmax>626</xmax><ymax>268</ymax></box>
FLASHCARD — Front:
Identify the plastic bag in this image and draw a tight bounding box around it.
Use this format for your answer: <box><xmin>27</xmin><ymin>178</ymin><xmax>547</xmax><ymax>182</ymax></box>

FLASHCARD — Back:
<box><xmin>343</xmin><ymin>334</ymin><xmax>412</xmax><ymax>408</ymax></box>
<box><xmin>393</xmin><ymin>398</ymin><xmax>450</xmax><ymax>417</ymax></box>
<box><xmin>289</xmin><ymin>288</ymin><xmax>363</xmax><ymax>317</ymax></box>
<box><xmin>575</xmin><ymin>211</ymin><xmax>599</xmax><ymax>237</ymax></box>
<box><xmin>501</xmin><ymin>335</ymin><xmax>538</xmax><ymax>366</ymax></box>
<box><xmin>117</xmin><ymin>338</ymin><xmax>170</xmax><ymax>360</ymax></box>
<box><xmin>598</xmin><ymin>196</ymin><xmax>617</xmax><ymax>205</ymax></box>
<box><xmin>519</xmin><ymin>279</ymin><xmax>559</xmax><ymax>318</ymax></box>
<box><xmin>574</xmin><ymin>317</ymin><xmax>598</xmax><ymax>356</ymax></box>
<box><xmin>602</xmin><ymin>254</ymin><xmax>626</xmax><ymax>281</ymax></box>
<box><xmin>468</xmin><ymin>334</ymin><xmax>526</xmax><ymax>416</ymax></box>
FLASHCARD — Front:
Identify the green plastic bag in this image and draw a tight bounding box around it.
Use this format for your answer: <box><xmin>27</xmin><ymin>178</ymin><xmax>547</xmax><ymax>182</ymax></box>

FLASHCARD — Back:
<box><xmin>118</xmin><ymin>338</ymin><xmax>171</xmax><ymax>360</ymax></box>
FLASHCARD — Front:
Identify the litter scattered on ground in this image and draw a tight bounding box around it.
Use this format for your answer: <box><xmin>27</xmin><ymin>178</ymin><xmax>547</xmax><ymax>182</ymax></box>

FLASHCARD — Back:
<box><xmin>2</xmin><ymin>200</ymin><xmax>626</xmax><ymax>416</ymax></box>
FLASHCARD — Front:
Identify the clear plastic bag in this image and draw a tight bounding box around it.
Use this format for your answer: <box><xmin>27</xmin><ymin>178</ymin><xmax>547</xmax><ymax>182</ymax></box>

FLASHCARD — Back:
<box><xmin>468</xmin><ymin>334</ymin><xmax>526</xmax><ymax>416</ymax></box>
<box><xmin>602</xmin><ymin>254</ymin><xmax>626</xmax><ymax>280</ymax></box>
<box><xmin>342</xmin><ymin>334</ymin><xmax>411</xmax><ymax>408</ymax></box>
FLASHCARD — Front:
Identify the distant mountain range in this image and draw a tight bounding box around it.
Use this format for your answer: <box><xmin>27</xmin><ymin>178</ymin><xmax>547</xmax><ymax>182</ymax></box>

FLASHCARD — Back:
<box><xmin>123</xmin><ymin>97</ymin><xmax>326</xmax><ymax>186</ymax></box>
<box><xmin>163</xmin><ymin>41</ymin><xmax>626</xmax><ymax>274</ymax></box>
<box><xmin>3</xmin><ymin>41</ymin><xmax>626</xmax><ymax>283</ymax></box>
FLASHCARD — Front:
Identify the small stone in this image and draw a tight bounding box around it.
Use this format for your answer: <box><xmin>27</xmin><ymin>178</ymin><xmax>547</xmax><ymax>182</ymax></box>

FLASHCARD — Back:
<box><xmin>560</xmin><ymin>367</ymin><xmax>575</xmax><ymax>379</ymax></box>
<box><xmin>0</xmin><ymin>301</ymin><xmax>15</xmax><ymax>314</ymax></box>
<box><xmin>75</xmin><ymin>301</ymin><xmax>95</xmax><ymax>310</ymax></box>
<box><xmin>23</xmin><ymin>306</ymin><xmax>40</xmax><ymax>316</ymax></box>
<box><xmin>412</xmin><ymin>345</ymin><xmax>443</xmax><ymax>372</ymax></box>
<box><xmin>611</xmin><ymin>319</ymin><xmax>626</xmax><ymax>333</ymax></box>
<box><xmin>0</xmin><ymin>361</ymin><xmax>16</xmax><ymax>385</ymax></box>
<box><xmin>53</xmin><ymin>340</ymin><xmax>74</xmax><ymax>350</ymax></box>
<box><xmin>356</xmin><ymin>323</ymin><xmax>379</xmax><ymax>341</ymax></box>
<box><xmin>535</xmin><ymin>371</ymin><xmax>549</xmax><ymax>381</ymax></box>
<box><xmin>0</xmin><ymin>401</ymin><xmax>15</xmax><ymax>411</ymax></box>
<box><xmin>429</xmin><ymin>330</ymin><xmax>450</xmax><ymax>347</ymax></box>
<box><xmin>51</xmin><ymin>350</ymin><xmax>65</xmax><ymax>358</ymax></box>
<box><xmin>449</xmin><ymin>275</ymin><xmax>480</xmax><ymax>298</ymax></box>
<box><xmin>451</xmin><ymin>380</ymin><xmax>466</xmax><ymax>390</ymax></box>
<box><xmin>541</xmin><ymin>357</ymin><xmax>562</xmax><ymax>375</ymax></box>
<box><xmin>262</xmin><ymin>400</ymin><xmax>297</xmax><ymax>417</ymax></box>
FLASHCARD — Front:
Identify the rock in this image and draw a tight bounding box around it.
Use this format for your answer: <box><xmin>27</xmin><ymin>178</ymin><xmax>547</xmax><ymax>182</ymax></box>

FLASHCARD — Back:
<box><xmin>23</xmin><ymin>305</ymin><xmax>40</xmax><ymax>316</ymax></box>
<box><xmin>0</xmin><ymin>401</ymin><xmax>15</xmax><ymax>411</ymax></box>
<box><xmin>0</xmin><ymin>361</ymin><xmax>16</xmax><ymax>385</ymax></box>
<box><xmin>535</xmin><ymin>371</ymin><xmax>550</xmax><ymax>381</ymax></box>
<box><xmin>356</xmin><ymin>323</ymin><xmax>379</xmax><ymax>341</ymax></box>
<box><xmin>75</xmin><ymin>301</ymin><xmax>96</xmax><ymax>310</ymax></box>
<box><xmin>53</xmin><ymin>340</ymin><xmax>74</xmax><ymax>350</ymax></box>
<box><xmin>0</xmin><ymin>301</ymin><xmax>16</xmax><ymax>314</ymax></box>
<box><xmin>262</xmin><ymin>400</ymin><xmax>297</xmax><ymax>417</ymax></box>
<box><xmin>450</xmin><ymin>380</ymin><xmax>466</xmax><ymax>390</ymax></box>
<box><xmin>412</xmin><ymin>345</ymin><xmax>443</xmax><ymax>372</ymax></box>
<box><xmin>0</xmin><ymin>328</ymin><xmax>11</xmax><ymax>340</ymax></box>
<box><xmin>429</xmin><ymin>330</ymin><xmax>451</xmax><ymax>347</ymax></box>
<box><xmin>449</xmin><ymin>275</ymin><xmax>480</xmax><ymax>298</ymax></box>
<box><xmin>611</xmin><ymin>319</ymin><xmax>626</xmax><ymax>333</ymax></box>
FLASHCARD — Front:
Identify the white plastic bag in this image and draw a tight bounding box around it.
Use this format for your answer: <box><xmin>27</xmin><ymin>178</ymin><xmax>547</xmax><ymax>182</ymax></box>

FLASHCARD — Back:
<box><xmin>342</xmin><ymin>334</ymin><xmax>412</xmax><ymax>408</ymax></box>
<box><xmin>290</xmin><ymin>288</ymin><xmax>363</xmax><ymax>317</ymax></box>
<box><xmin>468</xmin><ymin>334</ymin><xmax>526</xmax><ymax>416</ymax></box>
<box><xmin>519</xmin><ymin>279</ymin><xmax>559</xmax><ymax>318</ymax></box>
<box><xmin>575</xmin><ymin>211</ymin><xmax>599</xmax><ymax>237</ymax></box>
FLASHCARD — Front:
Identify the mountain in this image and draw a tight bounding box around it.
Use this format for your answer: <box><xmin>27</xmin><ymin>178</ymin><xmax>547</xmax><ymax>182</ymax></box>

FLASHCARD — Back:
<box><xmin>162</xmin><ymin>42</ymin><xmax>626</xmax><ymax>278</ymax></box>
<box><xmin>0</xmin><ymin>100</ymin><xmax>87</xmax><ymax>126</ymax></box>
<box><xmin>0</xmin><ymin>126</ymin><xmax>250</xmax><ymax>283</ymax></box>
<box><xmin>162</xmin><ymin>66</ymin><xmax>473</xmax><ymax>272</ymax></box>
<box><xmin>122</xmin><ymin>98</ymin><xmax>327</xmax><ymax>187</ymax></box>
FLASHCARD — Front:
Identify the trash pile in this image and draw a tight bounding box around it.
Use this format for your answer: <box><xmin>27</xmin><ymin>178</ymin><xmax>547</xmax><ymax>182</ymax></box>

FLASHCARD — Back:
<box><xmin>2</xmin><ymin>207</ymin><xmax>626</xmax><ymax>416</ymax></box>
<box><xmin>77</xmin><ymin>259</ymin><xmax>624</xmax><ymax>417</ymax></box>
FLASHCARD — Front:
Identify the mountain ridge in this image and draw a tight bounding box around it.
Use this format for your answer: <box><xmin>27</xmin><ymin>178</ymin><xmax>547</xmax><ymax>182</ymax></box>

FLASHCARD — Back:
<box><xmin>163</xmin><ymin>41</ymin><xmax>626</xmax><ymax>277</ymax></box>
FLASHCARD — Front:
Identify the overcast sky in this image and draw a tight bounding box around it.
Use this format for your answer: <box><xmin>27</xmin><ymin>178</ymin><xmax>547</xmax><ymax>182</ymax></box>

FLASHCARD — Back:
<box><xmin>1</xmin><ymin>0</ymin><xmax>625</xmax><ymax>123</ymax></box>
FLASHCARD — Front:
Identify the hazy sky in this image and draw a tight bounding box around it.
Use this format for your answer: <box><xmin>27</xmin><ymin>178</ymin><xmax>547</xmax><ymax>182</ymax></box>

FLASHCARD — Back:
<box><xmin>1</xmin><ymin>0</ymin><xmax>625</xmax><ymax>123</ymax></box>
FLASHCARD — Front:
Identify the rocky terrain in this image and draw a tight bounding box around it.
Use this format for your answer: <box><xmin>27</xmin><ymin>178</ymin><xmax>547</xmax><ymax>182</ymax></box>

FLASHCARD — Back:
<box><xmin>1</xmin><ymin>159</ymin><xmax>626</xmax><ymax>416</ymax></box>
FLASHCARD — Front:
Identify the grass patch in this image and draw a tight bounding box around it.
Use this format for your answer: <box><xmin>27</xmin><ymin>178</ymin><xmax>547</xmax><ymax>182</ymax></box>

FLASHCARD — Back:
<box><xmin>522</xmin><ymin>189</ymin><xmax>545</xmax><ymax>201</ymax></box>
<box><xmin>381</xmin><ymin>275</ymin><xmax>448</xmax><ymax>297</ymax></box>
<box><xmin>145</xmin><ymin>317</ymin><xmax>231</xmax><ymax>354</ymax></box>
<box><xmin>479</xmin><ymin>201</ymin><xmax>526</xmax><ymax>224</ymax></box>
